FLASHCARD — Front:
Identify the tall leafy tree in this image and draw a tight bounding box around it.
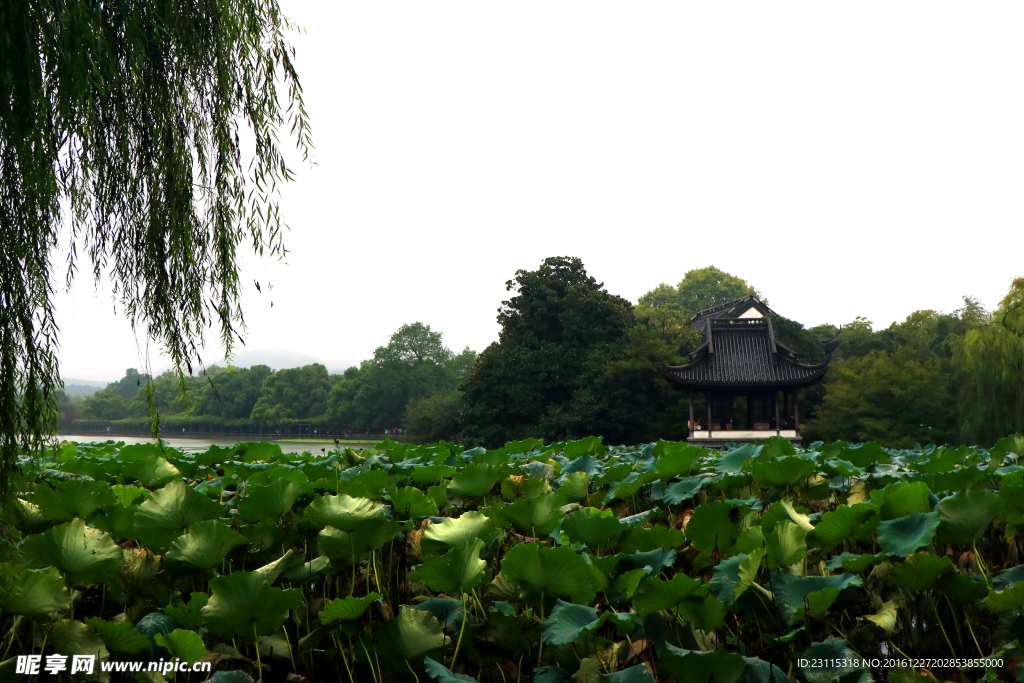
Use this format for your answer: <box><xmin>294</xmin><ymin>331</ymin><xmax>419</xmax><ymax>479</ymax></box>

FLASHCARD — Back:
<box><xmin>459</xmin><ymin>256</ymin><xmax>636</xmax><ymax>446</ymax></box>
<box><xmin>192</xmin><ymin>365</ymin><xmax>273</xmax><ymax>420</ymax></box>
<box><xmin>251</xmin><ymin>364</ymin><xmax>331</xmax><ymax>424</ymax></box>
<box><xmin>638</xmin><ymin>265</ymin><xmax>763</xmax><ymax>319</ymax></box>
<box><xmin>0</xmin><ymin>1</ymin><xmax>311</xmax><ymax>498</ymax></box>
<box><xmin>952</xmin><ymin>279</ymin><xmax>1024</xmax><ymax>445</ymax></box>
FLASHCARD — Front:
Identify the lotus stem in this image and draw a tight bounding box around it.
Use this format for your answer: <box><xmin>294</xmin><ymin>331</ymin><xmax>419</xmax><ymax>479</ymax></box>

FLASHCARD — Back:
<box><xmin>450</xmin><ymin>592</ymin><xmax>468</xmax><ymax>668</ymax></box>
<box><xmin>253</xmin><ymin>624</ymin><xmax>263</xmax><ymax>679</ymax></box>
<box><xmin>537</xmin><ymin>594</ymin><xmax>545</xmax><ymax>666</ymax></box>
<box><xmin>339</xmin><ymin>641</ymin><xmax>355</xmax><ymax>683</ymax></box>
<box><xmin>965</xmin><ymin>615</ymin><xmax>986</xmax><ymax>658</ymax></box>
<box><xmin>933</xmin><ymin>602</ymin><xmax>957</xmax><ymax>657</ymax></box>
<box><xmin>282</xmin><ymin>623</ymin><xmax>296</xmax><ymax>671</ymax></box>
<box><xmin>973</xmin><ymin>541</ymin><xmax>992</xmax><ymax>588</ymax></box>
<box><xmin>406</xmin><ymin>659</ymin><xmax>421</xmax><ymax>683</ymax></box>
<box><xmin>360</xmin><ymin>638</ymin><xmax>382</xmax><ymax>683</ymax></box>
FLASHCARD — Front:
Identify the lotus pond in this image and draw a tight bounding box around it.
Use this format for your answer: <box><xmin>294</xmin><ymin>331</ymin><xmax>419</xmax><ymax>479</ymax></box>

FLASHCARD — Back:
<box><xmin>3</xmin><ymin>435</ymin><xmax>1024</xmax><ymax>683</ymax></box>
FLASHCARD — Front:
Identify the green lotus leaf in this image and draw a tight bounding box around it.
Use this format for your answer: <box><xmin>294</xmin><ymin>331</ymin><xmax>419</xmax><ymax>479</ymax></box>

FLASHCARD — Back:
<box><xmin>836</xmin><ymin>442</ymin><xmax>886</xmax><ymax>469</ymax></box>
<box><xmin>661</xmin><ymin>644</ymin><xmax>747</xmax><ymax>683</ymax></box>
<box><xmin>22</xmin><ymin>518</ymin><xmax>123</xmax><ymax>585</ymax></box>
<box><xmin>555</xmin><ymin>471</ymin><xmax>590</xmax><ymax>505</ymax></box>
<box><xmin>134</xmin><ymin>480</ymin><xmax>224</xmax><ymax>549</ymax></box>
<box><xmin>712</xmin><ymin>549</ymin><xmax>765</xmax><ymax>605</ymax></box>
<box><xmin>233</xmin><ymin>441</ymin><xmax>287</xmax><ymax>463</ymax></box>
<box><xmin>540</xmin><ymin>600</ymin><xmax>602</xmax><ymax>644</ymax></box>
<box><xmin>982</xmin><ymin>582</ymin><xmax>1024</xmax><ymax>613</ymax></box>
<box><xmin>860</xmin><ymin>600</ymin><xmax>897</xmax><ymax>635</ymax></box>
<box><xmin>246</xmin><ymin>465</ymin><xmax>309</xmax><ymax>487</ymax></box>
<box><xmin>413</xmin><ymin>597</ymin><xmax>465</xmax><ymax>628</ymax></box>
<box><xmin>319</xmin><ymin>592</ymin><xmax>381</xmax><ymax>624</ymax></box>
<box><xmin>15</xmin><ymin>497</ymin><xmax>50</xmax><ymax>534</ymax></box>
<box><xmin>205</xmin><ymin>671</ymin><xmax>256</xmax><ymax>683</ymax></box>
<box><xmin>237</xmin><ymin>477</ymin><xmax>313</xmax><ymax>522</ymax></box>
<box><xmin>661</xmin><ymin>476</ymin><xmax>709</xmax><ymax>505</ymax></box>
<box><xmin>84</xmin><ymin>617</ymin><xmax>152</xmax><ymax>655</ymax></box>
<box><xmin>685</xmin><ymin>500</ymin><xmax>740</xmax><ymax>556</ymax></box>
<box><xmin>447</xmin><ymin>463</ymin><xmax>503</xmax><ymax>498</ymax></box>
<box><xmin>766</xmin><ymin>520</ymin><xmax>807</xmax><ymax>569</ymax></box>
<box><xmin>676</xmin><ymin>593</ymin><xmax>728</xmax><ymax>631</ymax></box>
<box><xmin>654</xmin><ymin>441</ymin><xmax>703</xmax><ymax>479</ymax></box>
<box><xmin>201</xmin><ymin>571</ymin><xmax>304</xmax><ymax>638</ymax></box>
<box><xmin>499</xmin><ymin>492</ymin><xmax>565</xmax><ymax>536</ymax></box>
<box><xmin>424</xmin><ymin>656</ymin><xmax>477</xmax><ymax>683</ymax></box>
<box><xmin>600</xmin><ymin>664</ymin><xmax>655</xmax><ymax>683</ymax></box>
<box><xmin>254</xmin><ymin>549</ymin><xmax>304</xmax><ymax>585</ymax></box>
<box><xmin>421</xmin><ymin>511</ymin><xmax>499</xmax><ymax>555</ymax></box>
<box><xmin>770</xmin><ymin>571</ymin><xmax>862</xmax><ymax>626</ymax></box>
<box><xmin>994</xmin><ymin>565</ymin><xmax>1024</xmax><ymax>590</ymax></box>
<box><xmin>154</xmin><ymin>628</ymin><xmax>207</xmax><ymax>664</ymax></box>
<box><xmin>33</xmin><ymin>479</ymin><xmax>114</xmax><ymax>521</ymax></box>
<box><xmin>281</xmin><ymin>556</ymin><xmax>334</xmax><ymax>582</ymax></box>
<box><xmin>411</xmin><ymin>465</ymin><xmax>456</xmax><ymax>485</ymax></box>
<box><xmin>164</xmin><ymin>520</ymin><xmax>248</xmax><ymax>573</ymax></box>
<box><xmin>748</xmin><ymin>456</ymin><xmax>817</xmax><ymax>488</ymax></box>
<box><xmin>561</xmin><ymin>507</ymin><xmax>625</xmax><ymax>547</ymax></box>
<box><xmin>388</xmin><ymin>487</ymin><xmax>440</xmax><ymax>520</ymax></box>
<box><xmin>938</xmin><ymin>490</ymin><xmax>1004</xmax><ymax>545</ymax></box>
<box><xmin>305</xmin><ymin>494</ymin><xmax>389</xmax><ymax>531</ymax></box>
<box><xmin>885</xmin><ymin>552</ymin><xmax>953</xmax><ymax>591</ymax></box>
<box><xmin>824</xmin><ymin>552</ymin><xmax>886</xmax><ymax>573</ymax></box>
<box><xmin>633</xmin><ymin>573</ymin><xmax>708</xmax><ymax>616</ymax></box>
<box><xmin>499</xmin><ymin>542</ymin><xmax>597</xmax><ymax>608</ymax></box>
<box><xmin>611</xmin><ymin>568</ymin><xmax>648</xmax><ymax>598</ymax></box>
<box><xmin>373</xmin><ymin>606</ymin><xmax>445</xmax><ymax>663</ymax></box>
<box><xmin>50</xmin><ymin>619</ymin><xmax>111</xmax><ymax>673</ymax></box>
<box><xmin>872</xmin><ymin>481</ymin><xmax>932</xmax><ymax>520</ymax></box>
<box><xmin>618</xmin><ymin>525</ymin><xmax>685</xmax><ymax>554</ymax></box>
<box><xmin>563</xmin><ymin>437</ymin><xmax>602</xmax><ymax>459</ymax></box>
<box><xmin>761</xmin><ymin>499</ymin><xmax>814</xmax><ymax>533</ymax></box>
<box><xmin>619</xmin><ymin>547</ymin><xmax>677</xmax><ymax>576</ymax></box>
<box><xmin>162</xmin><ymin>592</ymin><xmax>210</xmax><ymax>630</ymax></box>
<box><xmin>935</xmin><ymin>572</ymin><xmax>989</xmax><ymax>602</ymax></box>
<box><xmin>318</xmin><ymin>519</ymin><xmax>404</xmax><ymax>560</ymax></box>
<box><xmin>122</xmin><ymin>454</ymin><xmax>182</xmax><ymax>488</ymax></box>
<box><xmin>0</xmin><ymin>563</ymin><xmax>70</xmax><ymax>615</ymax></box>
<box><xmin>799</xmin><ymin>639</ymin><xmax>868</xmax><ymax>683</ymax></box>
<box><xmin>111</xmin><ymin>484</ymin><xmax>150</xmax><ymax>507</ymax></box>
<box><xmin>876</xmin><ymin>512</ymin><xmax>941</xmax><ymax>557</ymax></box>
<box><xmin>410</xmin><ymin>538</ymin><xmax>491</xmax><ymax>594</ymax></box>
<box><xmin>92</xmin><ymin>503</ymin><xmax>139</xmax><ymax>542</ymax></box>
<box><xmin>606</xmin><ymin>472</ymin><xmax>660</xmax><ymax>502</ymax></box>
<box><xmin>806</xmin><ymin>505</ymin><xmax>875</xmax><ymax>551</ymax></box>
<box><xmin>196</xmin><ymin>444</ymin><xmax>233</xmax><ymax>467</ymax></box>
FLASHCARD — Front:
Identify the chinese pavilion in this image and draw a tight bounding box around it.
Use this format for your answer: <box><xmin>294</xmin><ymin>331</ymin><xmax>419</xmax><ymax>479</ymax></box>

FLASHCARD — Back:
<box><xmin>660</xmin><ymin>296</ymin><xmax>840</xmax><ymax>447</ymax></box>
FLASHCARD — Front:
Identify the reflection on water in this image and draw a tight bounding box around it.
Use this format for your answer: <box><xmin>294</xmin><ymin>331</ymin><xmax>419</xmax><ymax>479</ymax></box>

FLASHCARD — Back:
<box><xmin>56</xmin><ymin>434</ymin><xmax>378</xmax><ymax>454</ymax></box>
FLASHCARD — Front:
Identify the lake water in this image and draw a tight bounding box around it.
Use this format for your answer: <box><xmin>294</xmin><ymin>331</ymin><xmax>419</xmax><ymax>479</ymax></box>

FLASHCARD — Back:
<box><xmin>56</xmin><ymin>434</ymin><xmax>379</xmax><ymax>454</ymax></box>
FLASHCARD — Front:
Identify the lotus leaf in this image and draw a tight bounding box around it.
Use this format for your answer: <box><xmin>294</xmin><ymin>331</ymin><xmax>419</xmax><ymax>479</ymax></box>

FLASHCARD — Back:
<box><xmin>500</xmin><ymin>542</ymin><xmax>598</xmax><ymax>608</ymax></box>
<box><xmin>885</xmin><ymin>552</ymin><xmax>953</xmax><ymax>590</ymax></box>
<box><xmin>84</xmin><ymin>617</ymin><xmax>152</xmax><ymax>655</ymax></box>
<box><xmin>22</xmin><ymin>518</ymin><xmax>123</xmax><ymax>585</ymax></box>
<box><xmin>202</xmin><ymin>571</ymin><xmax>304</xmax><ymax>638</ymax></box>
<box><xmin>540</xmin><ymin>600</ymin><xmax>603</xmax><ymax>644</ymax></box>
<box><xmin>653</xmin><ymin>441</ymin><xmax>703</xmax><ymax>478</ymax></box>
<box><xmin>799</xmin><ymin>638</ymin><xmax>867</xmax><ymax>683</ymax></box>
<box><xmin>0</xmin><ymin>563</ymin><xmax>70</xmax><ymax>614</ymax></box>
<box><xmin>373</xmin><ymin>605</ymin><xmax>445</xmax><ymax>663</ymax></box>
<box><xmin>410</xmin><ymin>538</ymin><xmax>490</xmax><ymax>594</ymax></box>
<box><xmin>237</xmin><ymin>476</ymin><xmax>313</xmax><ymax>522</ymax></box>
<box><xmin>686</xmin><ymin>500</ymin><xmax>740</xmax><ymax>556</ymax></box>
<box><xmin>560</xmin><ymin>507</ymin><xmax>625</xmax><ymax>547</ymax></box>
<box><xmin>447</xmin><ymin>463</ymin><xmax>503</xmax><ymax>497</ymax></box>
<box><xmin>876</xmin><ymin>512</ymin><xmax>941</xmax><ymax>557</ymax></box>
<box><xmin>499</xmin><ymin>491</ymin><xmax>565</xmax><ymax>535</ymax></box>
<box><xmin>50</xmin><ymin>619</ymin><xmax>110</xmax><ymax>673</ymax></box>
<box><xmin>33</xmin><ymin>479</ymin><xmax>114</xmax><ymax>521</ymax></box>
<box><xmin>661</xmin><ymin>476</ymin><xmax>709</xmax><ymax>504</ymax></box>
<box><xmin>122</xmin><ymin>454</ymin><xmax>182</xmax><ymax>488</ymax></box>
<box><xmin>938</xmin><ymin>490</ymin><xmax>1004</xmax><ymax>545</ymax></box>
<box><xmin>162</xmin><ymin>592</ymin><xmax>210</xmax><ymax>630</ymax></box>
<box><xmin>424</xmin><ymin>657</ymin><xmax>478</xmax><ymax>683</ymax></box>
<box><xmin>807</xmin><ymin>505</ymin><xmax>874</xmax><ymax>550</ymax></box>
<box><xmin>154</xmin><ymin>628</ymin><xmax>206</xmax><ymax>664</ymax></box>
<box><xmin>860</xmin><ymin>600</ymin><xmax>897</xmax><ymax>635</ymax></box>
<box><xmin>770</xmin><ymin>571</ymin><xmax>862</xmax><ymax>626</ymax></box>
<box><xmin>555</xmin><ymin>471</ymin><xmax>590</xmax><ymax>504</ymax></box>
<box><xmin>618</xmin><ymin>524</ymin><xmax>685</xmax><ymax>553</ymax></box>
<box><xmin>164</xmin><ymin>520</ymin><xmax>248</xmax><ymax>572</ymax></box>
<box><xmin>661</xmin><ymin>644</ymin><xmax>747</xmax><ymax>683</ymax></box>
<box><xmin>633</xmin><ymin>572</ymin><xmax>708</xmax><ymax>616</ymax></box>
<box><xmin>389</xmin><ymin>487</ymin><xmax>440</xmax><ymax>519</ymax></box>
<box><xmin>305</xmin><ymin>493</ymin><xmax>389</xmax><ymax>531</ymax></box>
<box><xmin>766</xmin><ymin>520</ymin><xmax>807</xmax><ymax>569</ymax></box>
<box><xmin>421</xmin><ymin>511</ymin><xmax>499</xmax><ymax>554</ymax></box>
<box><xmin>134</xmin><ymin>480</ymin><xmax>224</xmax><ymax>548</ymax></box>
<box><xmin>318</xmin><ymin>519</ymin><xmax>404</xmax><ymax>560</ymax></box>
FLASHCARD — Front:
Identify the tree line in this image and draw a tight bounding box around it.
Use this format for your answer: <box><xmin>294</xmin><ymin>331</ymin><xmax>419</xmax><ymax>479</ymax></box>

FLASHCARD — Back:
<box><xmin>60</xmin><ymin>258</ymin><xmax>1024</xmax><ymax>448</ymax></box>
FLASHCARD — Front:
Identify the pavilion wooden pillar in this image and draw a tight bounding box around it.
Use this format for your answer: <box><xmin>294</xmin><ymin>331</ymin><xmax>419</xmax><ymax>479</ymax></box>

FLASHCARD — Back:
<box><xmin>688</xmin><ymin>391</ymin><xmax>694</xmax><ymax>437</ymax></box>
<box><xmin>794</xmin><ymin>389</ymin><xmax>800</xmax><ymax>430</ymax></box>
<box><xmin>773</xmin><ymin>390</ymin><xmax>780</xmax><ymax>436</ymax></box>
<box><xmin>707</xmin><ymin>390</ymin><xmax>713</xmax><ymax>437</ymax></box>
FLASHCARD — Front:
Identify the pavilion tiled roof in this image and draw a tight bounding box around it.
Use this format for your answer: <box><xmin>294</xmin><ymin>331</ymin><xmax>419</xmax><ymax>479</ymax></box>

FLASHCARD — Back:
<box><xmin>661</xmin><ymin>316</ymin><xmax>833</xmax><ymax>389</ymax></box>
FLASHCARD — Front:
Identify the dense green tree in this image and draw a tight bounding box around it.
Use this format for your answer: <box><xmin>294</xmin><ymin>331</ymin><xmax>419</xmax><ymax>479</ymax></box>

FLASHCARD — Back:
<box><xmin>807</xmin><ymin>346</ymin><xmax>957</xmax><ymax>448</ymax></box>
<box><xmin>106</xmin><ymin>369</ymin><xmax>152</xmax><ymax>400</ymax></box>
<box><xmin>952</xmin><ymin>279</ymin><xmax>1024</xmax><ymax>446</ymax></box>
<box><xmin>0</xmin><ymin>0</ymin><xmax>310</xmax><ymax>498</ymax></box>
<box><xmin>459</xmin><ymin>257</ymin><xmax>639</xmax><ymax>446</ymax></box>
<box><xmin>77</xmin><ymin>388</ymin><xmax>131</xmax><ymax>421</ymax></box>
<box><xmin>251</xmin><ymin>364</ymin><xmax>331</xmax><ymax>424</ymax></box>
<box><xmin>192</xmin><ymin>365</ymin><xmax>273</xmax><ymax>420</ymax></box>
<box><xmin>638</xmin><ymin>266</ymin><xmax>763</xmax><ymax>320</ymax></box>
<box><xmin>328</xmin><ymin>324</ymin><xmax>474</xmax><ymax>430</ymax></box>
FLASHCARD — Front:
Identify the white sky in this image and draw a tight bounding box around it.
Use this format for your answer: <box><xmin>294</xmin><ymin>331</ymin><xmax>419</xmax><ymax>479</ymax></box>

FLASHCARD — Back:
<box><xmin>54</xmin><ymin>2</ymin><xmax>1024</xmax><ymax>383</ymax></box>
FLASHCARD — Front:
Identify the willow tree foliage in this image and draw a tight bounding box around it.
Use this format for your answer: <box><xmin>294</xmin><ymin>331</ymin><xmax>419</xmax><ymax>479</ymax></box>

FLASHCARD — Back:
<box><xmin>0</xmin><ymin>1</ymin><xmax>311</xmax><ymax>498</ymax></box>
<box><xmin>953</xmin><ymin>279</ymin><xmax>1024</xmax><ymax>446</ymax></box>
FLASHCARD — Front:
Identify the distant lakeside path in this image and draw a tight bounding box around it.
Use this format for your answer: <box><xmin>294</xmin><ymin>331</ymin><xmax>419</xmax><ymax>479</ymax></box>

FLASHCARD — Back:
<box><xmin>56</xmin><ymin>433</ymin><xmax>391</xmax><ymax>454</ymax></box>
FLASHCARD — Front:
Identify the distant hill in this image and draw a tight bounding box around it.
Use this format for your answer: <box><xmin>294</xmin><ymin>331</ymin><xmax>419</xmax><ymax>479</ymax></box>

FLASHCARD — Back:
<box><xmin>61</xmin><ymin>378</ymin><xmax>108</xmax><ymax>397</ymax></box>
